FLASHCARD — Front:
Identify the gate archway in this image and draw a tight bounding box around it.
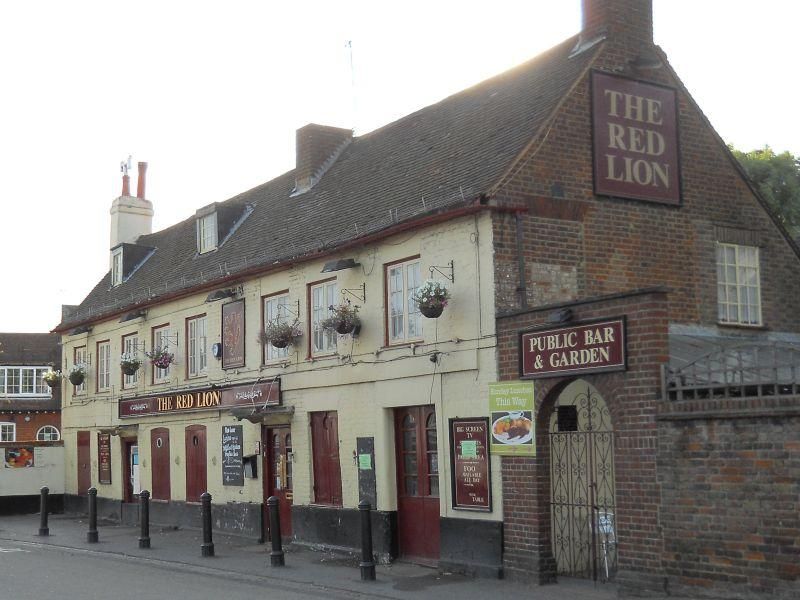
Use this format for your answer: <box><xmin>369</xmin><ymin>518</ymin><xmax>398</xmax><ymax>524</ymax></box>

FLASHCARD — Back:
<box><xmin>548</xmin><ymin>379</ymin><xmax>617</xmax><ymax>579</ymax></box>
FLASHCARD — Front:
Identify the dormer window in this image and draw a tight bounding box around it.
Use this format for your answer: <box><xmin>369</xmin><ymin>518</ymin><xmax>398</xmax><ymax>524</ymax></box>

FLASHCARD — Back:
<box><xmin>111</xmin><ymin>247</ymin><xmax>123</xmax><ymax>286</ymax></box>
<box><xmin>198</xmin><ymin>213</ymin><xmax>218</xmax><ymax>254</ymax></box>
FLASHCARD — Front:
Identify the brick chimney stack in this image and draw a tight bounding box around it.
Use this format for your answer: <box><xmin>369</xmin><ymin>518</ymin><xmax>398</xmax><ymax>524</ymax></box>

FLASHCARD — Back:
<box><xmin>293</xmin><ymin>124</ymin><xmax>352</xmax><ymax>195</ymax></box>
<box><xmin>136</xmin><ymin>162</ymin><xmax>147</xmax><ymax>199</ymax></box>
<box><xmin>581</xmin><ymin>0</ymin><xmax>653</xmax><ymax>48</ymax></box>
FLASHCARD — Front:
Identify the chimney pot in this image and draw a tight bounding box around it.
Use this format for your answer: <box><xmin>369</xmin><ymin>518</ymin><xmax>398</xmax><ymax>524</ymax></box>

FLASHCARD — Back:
<box><xmin>137</xmin><ymin>162</ymin><xmax>148</xmax><ymax>199</ymax></box>
<box><xmin>121</xmin><ymin>174</ymin><xmax>131</xmax><ymax>197</ymax></box>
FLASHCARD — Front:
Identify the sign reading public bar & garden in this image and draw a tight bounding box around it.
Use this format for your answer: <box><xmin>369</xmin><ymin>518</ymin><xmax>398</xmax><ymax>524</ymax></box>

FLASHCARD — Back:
<box><xmin>119</xmin><ymin>380</ymin><xmax>280</xmax><ymax>418</ymax></box>
<box><xmin>489</xmin><ymin>381</ymin><xmax>535</xmax><ymax>456</ymax></box>
<box><xmin>449</xmin><ymin>418</ymin><xmax>491</xmax><ymax>511</ymax></box>
<box><xmin>592</xmin><ymin>71</ymin><xmax>681</xmax><ymax>205</ymax></box>
<box><xmin>520</xmin><ymin>318</ymin><xmax>626</xmax><ymax>378</ymax></box>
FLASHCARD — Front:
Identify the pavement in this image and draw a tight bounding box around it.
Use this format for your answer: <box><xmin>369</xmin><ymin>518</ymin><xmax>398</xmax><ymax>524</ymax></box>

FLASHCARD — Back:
<box><xmin>0</xmin><ymin>512</ymin><xmax>626</xmax><ymax>600</ymax></box>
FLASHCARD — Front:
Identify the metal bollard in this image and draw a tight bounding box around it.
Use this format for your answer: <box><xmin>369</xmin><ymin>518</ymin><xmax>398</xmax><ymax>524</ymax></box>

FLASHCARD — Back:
<box><xmin>38</xmin><ymin>486</ymin><xmax>50</xmax><ymax>536</ymax></box>
<box><xmin>87</xmin><ymin>487</ymin><xmax>99</xmax><ymax>543</ymax></box>
<box><xmin>359</xmin><ymin>500</ymin><xmax>376</xmax><ymax>581</ymax></box>
<box><xmin>267</xmin><ymin>496</ymin><xmax>284</xmax><ymax>566</ymax></box>
<box><xmin>200</xmin><ymin>492</ymin><xmax>214</xmax><ymax>557</ymax></box>
<box><xmin>138</xmin><ymin>490</ymin><xmax>151</xmax><ymax>549</ymax></box>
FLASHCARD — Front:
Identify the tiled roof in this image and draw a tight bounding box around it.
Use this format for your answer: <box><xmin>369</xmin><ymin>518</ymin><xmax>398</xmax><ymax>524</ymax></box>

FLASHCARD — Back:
<box><xmin>0</xmin><ymin>333</ymin><xmax>61</xmax><ymax>365</ymax></box>
<box><xmin>58</xmin><ymin>35</ymin><xmax>596</xmax><ymax>330</ymax></box>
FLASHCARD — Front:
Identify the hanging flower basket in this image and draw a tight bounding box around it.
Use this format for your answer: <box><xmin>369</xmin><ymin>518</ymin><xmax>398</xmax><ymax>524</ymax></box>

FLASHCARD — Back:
<box><xmin>413</xmin><ymin>279</ymin><xmax>451</xmax><ymax>319</ymax></box>
<box><xmin>261</xmin><ymin>320</ymin><xmax>303</xmax><ymax>350</ymax></box>
<box><xmin>321</xmin><ymin>303</ymin><xmax>361</xmax><ymax>335</ymax></box>
<box><xmin>68</xmin><ymin>364</ymin><xmax>86</xmax><ymax>386</ymax></box>
<box><xmin>42</xmin><ymin>370</ymin><xmax>62</xmax><ymax>388</ymax></box>
<box><xmin>146</xmin><ymin>347</ymin><xmax>174</xmax><ymax>370</ymax></box>
<box><xmin>120</xmin><ymin>353</ymin><xmax>142</xmax><ymax>376</ymax></box>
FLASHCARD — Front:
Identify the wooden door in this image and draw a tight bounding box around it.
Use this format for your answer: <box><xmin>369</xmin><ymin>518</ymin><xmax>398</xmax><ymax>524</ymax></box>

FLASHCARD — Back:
<box><xmin>310</xmin><ymin>411</ymin><xmax>342</xmax><ymax>506</ymax></box>
<box><xmin>395</xmin><ymin>406</ymin><xmax>440</xmax><ymax>561</ymax></box>
<box><xmin>150</xmin><ymin>428</ymin><xmax>171</xmax><ymax>501</ymax></box>
<box><xmin>77</xmin><ymin>431</ymin><xmax>91</xmax><ymax>496</ymax></box>
<box><xmin>185</xmin><ymin>425</ymin><xmax>207</xmax><ymax>503</ymax></box>
<box><xmin>263</xmin><ymin>426</ymin><xmax>293</xmax><ymax>537</ymax></box>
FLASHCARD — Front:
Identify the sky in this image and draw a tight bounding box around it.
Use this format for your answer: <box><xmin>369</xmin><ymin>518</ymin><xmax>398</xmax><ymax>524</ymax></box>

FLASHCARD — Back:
<box><xmin>1</xmin><ymin>0</ymin><xmax>798</xmax><ymax>332</ymax></box>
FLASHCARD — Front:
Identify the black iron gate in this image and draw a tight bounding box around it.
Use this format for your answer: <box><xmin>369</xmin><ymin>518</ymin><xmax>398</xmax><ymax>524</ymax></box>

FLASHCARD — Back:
<box><xmin>549</xmin><ymin>383</ymin><xmax>617</xmax><ymax>580</ymax></box>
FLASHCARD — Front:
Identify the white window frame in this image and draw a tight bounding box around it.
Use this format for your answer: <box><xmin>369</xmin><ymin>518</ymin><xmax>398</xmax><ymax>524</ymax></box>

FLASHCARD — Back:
<box><xmin>0</xmin><ymin>422</ymin><xmax>15</xmax><ymax>442</ymax></box>
<box><xmin>97</xmin><ymin>341</ymin><xmax>111</xmax><ymax>392</ymax></box>
<box><xmin>152</xmin><ymin>325</ymin><xmax>172</xmax><ymax>383</ymax></box>
<box><xmin>111</xmin><ymin>247</ymin><xmax>123</xmax><ymax>286</ymax></box>
<box><xmin>36</xmin><ymin>425</ymin><xmax>60</xmax><ymax>441</ymax></box>
<box><xmin>386</xmin><ymin>258</ymin><xmax>423</xmax><ymax>344</ymax></box>
<box><xmin>187</xmin><ymin>315</ymin><xmax>208</xmax><ymax>378</ymax></box>
<box><xmin>311</xmin><ymin>280</ymin><xmax>338</xmax><ymax>356</ymax></box>
<box><xmin>0</xmin><ymin>367</ymin><xmax>52</xmax><ymax>397</ymax></box>
<box><xmin>197</xmin><ymin>213</ymin><xmax>218</xmax><ymax>254</ymax></box>
<box><xmin>122</xmin><ymin>333</ymin><xmax>139</xmax><ymax>389</ymax></box>
<box><xmin>264</xmin><ymin>293</ymin><xmax>290</xmax><ymax>363</ymax></box>
<box><xmin>73</xmin><ymin>346</ymin><xmax>87</xmax><ymax>395</ymax></box>
<box><xmin>716</xmin><ymin>243</ymin><xmax>762</xmax><ymax>326</ymax></box>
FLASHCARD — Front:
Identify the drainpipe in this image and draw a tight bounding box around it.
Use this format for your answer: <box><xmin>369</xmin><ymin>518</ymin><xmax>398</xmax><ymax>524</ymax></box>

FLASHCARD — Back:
<box><xmin>515</xmin><ymin>213</ymin><xmax>528</xmax><ymax>309</ymax></box>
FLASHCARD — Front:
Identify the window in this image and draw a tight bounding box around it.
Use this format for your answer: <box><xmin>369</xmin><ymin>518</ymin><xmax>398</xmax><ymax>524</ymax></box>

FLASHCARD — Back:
<box><xmin>197</xmin><ymin>213</ymin><xmax>217</xmax><ymax>254</ymax></box>
<box><xmin>122</xmin><ymin>333</ymin><xmax>139</xmax><ymax>389</ymax></box>
<box><xmin>111</xmin><ymin>247</ymin><xmax>123</xmax><ymax>286</ymax></box>
<box><xmin>97</xmin><ymin>341</ymin><xmax>111</xmax><ymax>391</ymax></box>
<box><xmin>386</xmin><ymin>258</ymin><xmax>423</xmax><ymax>344</ymax></box>
<box><xmin>187</xmin><ymin>315</ymin><xmax>208</xmax><ymax>377</ymax></box>
<box><xmin>310</xmin><ymin>280</ymin><xmax>338</xmax><ymax>355</ymax></box>
<box><xmin>73</xmin><ymin>346</ymin><xmax>87</xmax><ymax>395</ymax></box>
<box><xmin>36</xmin><ymin>426</ymin><xmax>60</xmax><ymax>441</ymax></box>
<box><xmin>264</xmin><ymin>293</ymin><xmax>290</xmax><ymax>363</ymax></box>
<box><xmin>152</xmin><ymin>325</ymin><xmax>172</xmax><ymax>383</ymax></box>
<box><xmin>0</xmin><ymin>423</ymin><xmax>15</xmax><ymax>442</ymax></box>
<box><xmin>310</xmin><ymin>411</ymin><xmax>342</xmax><ymax>506</ymax></box>
<box><xmin>0</xmin><ymin>367</ymin><xmax>52</xmax><ymax>396</ymax></box>
<box><xmin>716</xmin><ymin>243</ymin><xmax>762</xmax><ymax>325</ymax></box>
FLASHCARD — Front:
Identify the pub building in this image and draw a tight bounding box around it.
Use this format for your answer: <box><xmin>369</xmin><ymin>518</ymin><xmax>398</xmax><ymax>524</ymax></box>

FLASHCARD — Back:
<box><xmin>55</xmin><ymin>2</ymin><xmax>800</xmax><ymax>598</ymax></box>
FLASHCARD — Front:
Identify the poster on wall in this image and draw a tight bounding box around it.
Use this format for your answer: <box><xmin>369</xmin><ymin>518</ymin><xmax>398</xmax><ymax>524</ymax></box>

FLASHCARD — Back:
<box><xmin>449</xmin><ymin>418</ymin><xmax>491</xmax><ymax>511</ymax></box>
<box><xmin>592</xmin><ymin>70</ymin><xmax>681</xmax><ymax>206</ymax></box>
<box><xmin>222</xmin><ymin>425</ymin><xmax>244</xmax><ymax>486</ymax></box>
<box><xmin>98</xmin><ymin>433</ymin><xmax>112</xmax><ymax>484</ymax></box>
<box><xmin>222</xmin><ymin>299</ymin><xmax>246</xmax><ymax>369</ymax></box>
<box><xmin>4</xmin><ymin>447</ymin><xmax>34</xmax><ymax>468</ymax></box>
<box><xmin>488</xmin><ymin>381</ymin><xmax>535</xmax><ymax>456</ymax></box>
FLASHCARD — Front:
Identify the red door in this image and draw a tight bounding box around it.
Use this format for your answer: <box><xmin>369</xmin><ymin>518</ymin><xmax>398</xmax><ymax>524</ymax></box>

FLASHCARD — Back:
<box><xmin>263</xmin><ymin>426</ymin><xmax>293</xmax><ymax>537</ymax></box>
<box><xmin>395</xmin><ymin>406</ymin><xmax>440</xmax><ymax>561</ymax></box>
<box><xmin>151</xmin><ymin>428</ymin><xmax>171</xmax><ymax>501</ymax></box>
<box><xmin>185</xmin><ymin>425</ymin><xmax>207</xmax><ymax>502</ymax></box>
<box><xmin>310</xmin><ymin>411</ymin><xmax>342</xmax><ymax>506</ymax></box>
<box><xmin>77</xmin><ymin>431</ymin><xmax>91</xmax><ymax>496</ymax></box>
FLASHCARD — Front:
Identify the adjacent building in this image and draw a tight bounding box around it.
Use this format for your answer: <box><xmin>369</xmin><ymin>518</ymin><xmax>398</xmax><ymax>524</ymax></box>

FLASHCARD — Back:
<box><xmin>55</xmin><ymin>1</ymin><xmax>800</xmax><ymax>598</ymax></box>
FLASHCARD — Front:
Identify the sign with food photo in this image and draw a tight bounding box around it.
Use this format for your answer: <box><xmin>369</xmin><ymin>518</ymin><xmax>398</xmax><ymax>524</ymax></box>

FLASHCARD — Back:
<box><xmin>4</xmin><ymin>446</ymin><xmax>35</xmax><ymax>468</ymax></box>
<box><xmin>489</xmin><ymin>381</ymin><xmax>535</xmax><ymax>456</ymax></box>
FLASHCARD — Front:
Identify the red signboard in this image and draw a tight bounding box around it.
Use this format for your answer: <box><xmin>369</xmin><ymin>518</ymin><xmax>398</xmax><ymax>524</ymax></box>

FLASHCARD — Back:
<box><xmin>119</xmin><ymin>380</ymin><xmax>281</xmax><ymax>418</ymax></box>
<box><xmin>222</xmin><ymin>299</ymin><xmax>246</xmax><ymax>369</ymax></box>
<box><xmin>449</xmin><ymin>418</ymin><xmax>491</xmax><ymax>512</ymax></box>
<box><xmin>592</xmin><ymin>71</ymin><xmax>681</xmax><ymax>205</ymax></box>
<box><xmin>520</xmin><ymin>318</ymin><xmax>626</xmax><ymax>378</ymax></box>
<box><xmin>97</xmin><ymin>433</ymin><xmax>112</xmax><ymax>484</ymax></box>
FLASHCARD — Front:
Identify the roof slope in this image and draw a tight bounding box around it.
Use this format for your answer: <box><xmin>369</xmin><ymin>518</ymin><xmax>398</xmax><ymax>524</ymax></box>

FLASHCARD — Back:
<box><xmin>59</xmin><ymin>34</ymin><xmax>595</xmax><ymax>329</ymax></box>
<box><xmin>0</xmin><ymin>333</ymin><xmax>61</xmax><ymax>365</ymax></box>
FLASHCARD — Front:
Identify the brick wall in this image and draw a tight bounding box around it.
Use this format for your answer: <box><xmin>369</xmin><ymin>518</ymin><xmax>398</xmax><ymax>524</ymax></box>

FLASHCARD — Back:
<box><xmin>497</xmin><ymin>289</ymin><xmax>668</xmax><ymax>591</ymax></box>
<box><xmin>0</xmin><ymin>412</ymin><xmax>61</xmax><ymax>442</ymax></box>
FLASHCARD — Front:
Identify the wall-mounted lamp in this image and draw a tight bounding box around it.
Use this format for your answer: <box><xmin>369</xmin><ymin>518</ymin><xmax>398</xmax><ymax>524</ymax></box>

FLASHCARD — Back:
<box><xmin>205</xmin><ymin>288</ymin><xmax>238</xmax><ymax>303</ymax></box>
<box><xmin>119</xmin><ymin>310</ymin><xmax>146</xmax><ymax>323</ymax></box>
<box><xmin>69</xmin><ymin>325</ymin><xmax>92</xmax><ymax>336</ymax></box>
<box><xmin>547</xmin><ymin>308</ymin><xmax>573</xmax><ymax>324</ymax></box>
<box><xmin>321</xmin><ymin>258</ymin><xmax>360</xmax><ymax>273</ymax></box>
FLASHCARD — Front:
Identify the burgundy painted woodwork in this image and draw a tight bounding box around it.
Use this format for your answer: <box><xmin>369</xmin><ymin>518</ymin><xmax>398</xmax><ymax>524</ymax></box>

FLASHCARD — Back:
<box><xmin>122</xmin><ymin>439</ymin><xmax>138</xmax><ymax>503</ymax></box>
<box><xmin>185</xmin><ymin>425</ymin><xmax>207</xmax><ymax>502</ymax></box>
<box><xmin>263</xmin><ymin>425</ymin><xmax>293</xmax><ymax>537</ymax></box>
<box><xmin>150</xmin><ymin>427</ymin><xmax>171</xmax><ymax>501</ymax></box>
<box><xmin>395</xmin><ymin>405</ymin><xmax>440</xmax><ymax>561</ymax></box>
<box><xmin>77</xmin><ymin>430</ymin><xmax>91</xmax><ymax>496</ymax></box>
<box><xmin>310</xmin><ymin>411</ymin><xmax>342</xmax><ymax>506</ymax></box>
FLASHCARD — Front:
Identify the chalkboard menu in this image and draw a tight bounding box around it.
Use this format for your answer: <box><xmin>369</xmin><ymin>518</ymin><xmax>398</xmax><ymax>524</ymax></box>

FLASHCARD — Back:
<box><xmin>98</xmin><ymin>433</ymin><xmax>112</xmax><ymax>484</ymax></box>
<box><xmin>221</xmin><ymin>425</ymin><xmax>244</xmax><ymax>486</ymax></box>
<box><xmin>449</xmin><ymin>417</ymin><xmax>491</xmax><ymax>511</ymax></box>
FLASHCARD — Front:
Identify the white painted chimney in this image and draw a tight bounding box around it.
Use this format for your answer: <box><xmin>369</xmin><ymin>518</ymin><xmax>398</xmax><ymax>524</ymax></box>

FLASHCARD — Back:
<box><xmin>110</xmin><ymin>161</ymin><xmax>153</xmax><ymax>248</ymax></box>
